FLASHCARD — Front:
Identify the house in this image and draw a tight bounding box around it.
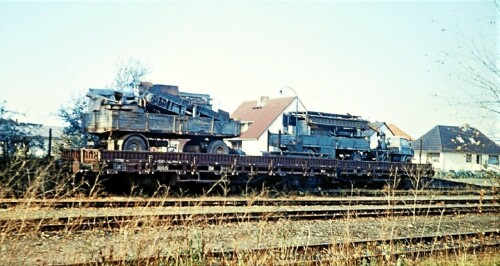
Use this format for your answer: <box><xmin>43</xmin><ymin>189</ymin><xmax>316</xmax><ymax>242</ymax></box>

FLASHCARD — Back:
<box><xmin>412</xmin><ymin>125</ymin><xmax>500</xmax><ymax>172</ymax></box>
<box><xmin>229</xmin><ymin>96</ymin><xmax>298</xmax><ymax>155</ymax></box>
<box><xmin>0</xmin><ymin>125</ymin><xmax>63</xmax><ymax>158</ymax></box>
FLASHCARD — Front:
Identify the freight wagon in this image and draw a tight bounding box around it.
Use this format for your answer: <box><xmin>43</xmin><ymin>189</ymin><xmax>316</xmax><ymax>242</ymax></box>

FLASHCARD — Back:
<box><xmin>61</xmin><ymin>148</ymin><xmax>431</xmax><ymax>191</ymax></box>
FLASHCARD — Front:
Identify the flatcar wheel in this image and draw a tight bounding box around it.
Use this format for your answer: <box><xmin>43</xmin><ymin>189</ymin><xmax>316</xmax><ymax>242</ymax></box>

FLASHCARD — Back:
<box><xmin>122</xmin><ymin>134</ymin><xmax>149</xmax><ymax>151</ymax></box>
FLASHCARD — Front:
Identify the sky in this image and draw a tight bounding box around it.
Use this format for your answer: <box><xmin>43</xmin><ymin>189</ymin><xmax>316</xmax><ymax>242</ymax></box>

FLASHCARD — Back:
<box><xmin>0</xmin><ymin>1</ymin><xmax>498</xmax><ymax>141</ymax></box>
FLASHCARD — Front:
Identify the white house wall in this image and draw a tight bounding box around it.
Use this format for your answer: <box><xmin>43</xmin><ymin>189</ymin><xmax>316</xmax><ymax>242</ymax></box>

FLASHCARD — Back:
<box><xmin>369</xmin><ymin>134</ymin><xmax>378</xmax><ymax>149</ymax></box>
<box><xmin>413</xmin><ymin>151</ymin><xmax>493</xmax><ymax>173</ymax></box>
<box><xmin>241</xmin><ymin>137</ymin><xmax>267</xmax><ymax>155</ymax></box>
<box><xmin>379</xmin><ymin>124</ymin><xmax>393</xmax><ymax>137</ymax></box>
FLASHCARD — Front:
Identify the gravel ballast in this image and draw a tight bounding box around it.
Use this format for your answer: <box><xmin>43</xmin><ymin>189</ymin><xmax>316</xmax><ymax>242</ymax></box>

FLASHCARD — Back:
<box><xmin>1</xmin><ymin>213</ymin><xmax>498</xmax><ymax>265</ymax></box>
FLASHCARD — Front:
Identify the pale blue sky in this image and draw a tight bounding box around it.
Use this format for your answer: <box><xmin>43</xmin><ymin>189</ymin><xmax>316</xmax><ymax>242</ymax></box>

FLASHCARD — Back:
<box><xmin>0</xmin><ymin>1</ymin><xmax>497</xmax><ymax>140</ymax></box>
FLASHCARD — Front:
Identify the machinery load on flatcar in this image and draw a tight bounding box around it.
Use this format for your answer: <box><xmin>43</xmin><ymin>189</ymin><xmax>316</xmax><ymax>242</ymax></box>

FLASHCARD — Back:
<box><xmin>267</xmin><ymin>111</ymin><xmax>414</xmax><ymax>162</ymax></box>
<box><xmin>84</xmin><ymin>82</ymin><xmax>241</xmax><ymax>154</ymax></box>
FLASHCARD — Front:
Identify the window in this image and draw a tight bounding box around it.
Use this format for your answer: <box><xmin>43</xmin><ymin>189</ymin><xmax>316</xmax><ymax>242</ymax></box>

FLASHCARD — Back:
<box><xmin>488</xmin><ymin>155</ymin><xmax>499</xmax><ymax>165</ymax></box>
<box><xmin>466</xmin><ymin>154</ymin><xmax>472</xmax><ymax>163</ymax></box>
<box><xmin>400</xmin><ymin>138</ymin><xmax>410</xmax><ymax>147</ymax></box>
<box><xmin>476</xmin><ymin>155</ymin><xmax>482</xmax><ymax>164</ymax></box>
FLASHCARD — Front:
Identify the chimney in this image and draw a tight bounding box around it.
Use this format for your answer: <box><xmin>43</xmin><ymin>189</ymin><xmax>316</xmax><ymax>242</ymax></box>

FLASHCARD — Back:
<box><xmin>256</xmin><ymin>96</ymin><xmax>269</xmax><ymax>108</ymax></box>
<box><xmin>462</xmin><ymin>123</ymin><xmax>470</xmax><ymax>131</ymax></box>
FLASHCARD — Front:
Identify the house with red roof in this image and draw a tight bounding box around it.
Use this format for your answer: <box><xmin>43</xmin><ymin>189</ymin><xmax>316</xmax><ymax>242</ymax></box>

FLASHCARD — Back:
<box><xmin>229</xmin><ymin>96</ymin><xmax>300</xmax><ymax>155</ymax></box>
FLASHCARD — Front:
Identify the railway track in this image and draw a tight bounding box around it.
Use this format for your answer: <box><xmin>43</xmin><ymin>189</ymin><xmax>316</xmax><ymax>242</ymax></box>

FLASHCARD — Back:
<box><xmin>1</xmin><ymin>202</ymin><xmax>498</xmax><ymax>232</ymax></box>
<box><xmin>61</xmin><ymin>230</ymin><xmax>500</xmax><ymax>265</ymax></box>
<box><xmin>0</xmin><ymin>193</ymin><xmax>497</xmax><ymax>209</ymax></box>
<box><xmin>210</xmin><ymin>230</ymin><xmax>500</xmax><ymax>264</ymax></box>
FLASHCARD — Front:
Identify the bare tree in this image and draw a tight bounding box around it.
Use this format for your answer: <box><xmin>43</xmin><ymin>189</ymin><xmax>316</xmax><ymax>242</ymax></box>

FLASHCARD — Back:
<box><xmin>113</xmin><ymin>58</ymin><xmax>151</xmax><ymax>91</ymax></box>
<box><xmin>438</xmin><ymin>1</ymin><xmax>499</xmax><ymax>141</ymax></box>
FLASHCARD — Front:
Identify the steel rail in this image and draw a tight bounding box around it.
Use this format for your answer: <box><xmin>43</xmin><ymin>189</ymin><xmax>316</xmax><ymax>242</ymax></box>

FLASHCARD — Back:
<box><xmin>1</xmin><ymin>195</ymin><xmax>496</xmax><ymax>209</ymax></box>
<box><xmin>209</xmin><ymin>230</ymin><xmax>500</xmax><ymax>262</ymax></box>
<box><xmin>1</xmin><ymin>203</ymin><xmax>498</xmax><ymax>232</ymax></box>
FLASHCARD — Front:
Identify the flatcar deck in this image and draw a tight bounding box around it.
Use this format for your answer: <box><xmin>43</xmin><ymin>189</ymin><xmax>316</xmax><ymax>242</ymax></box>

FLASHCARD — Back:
<box><xmin>61</xmin><ymin>149</ymin><xmax>433</xmax><ymax>187</ymax></box>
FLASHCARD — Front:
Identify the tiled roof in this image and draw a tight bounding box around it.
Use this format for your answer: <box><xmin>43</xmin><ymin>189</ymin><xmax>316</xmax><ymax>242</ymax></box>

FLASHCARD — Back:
<box><xmin>387</xmin><ymin>124</ymin><xmax>414</xmax><ymax>141</ymax></box>
<box><xmin>412</xmin><ymin>125</ymin><xmax>500</xmax><ymax>154</ymax></box>
<box><xmin>364</xmin><ymin>122</ymin><xmax>413</xmax><ymax>141</ymax></box>
<box><xmin>231</xmin><ymin>97</ymin><xmax>295</xmax><ymax>139</ymax></box>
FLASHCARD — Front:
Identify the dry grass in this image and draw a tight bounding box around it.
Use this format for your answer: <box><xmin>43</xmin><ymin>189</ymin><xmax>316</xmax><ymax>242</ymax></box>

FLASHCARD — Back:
<box><xmin>0</xmin><ymin>156</ymin><xmax>102</xmax><ymax>199</ymax></box>
<box><xmin>0</xmin><ymin>157</ymin><xmax>498</xmax><ymax>265</ymax></box>
<box><xmin>416</xmin><ymin>252</ymin><xmax>500</xmax><ymax>266</ymax></box>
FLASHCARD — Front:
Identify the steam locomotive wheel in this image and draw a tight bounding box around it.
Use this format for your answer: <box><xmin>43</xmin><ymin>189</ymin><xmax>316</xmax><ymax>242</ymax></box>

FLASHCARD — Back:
<box><xmin>122</xmin><ymin>135</ymin><xmax>149</xmax><ymax>151</ymax></box>
<box><xmin>207</xmin><ymin>140</ymin><xmax>229</xmax><ymax>154</ymax></box>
